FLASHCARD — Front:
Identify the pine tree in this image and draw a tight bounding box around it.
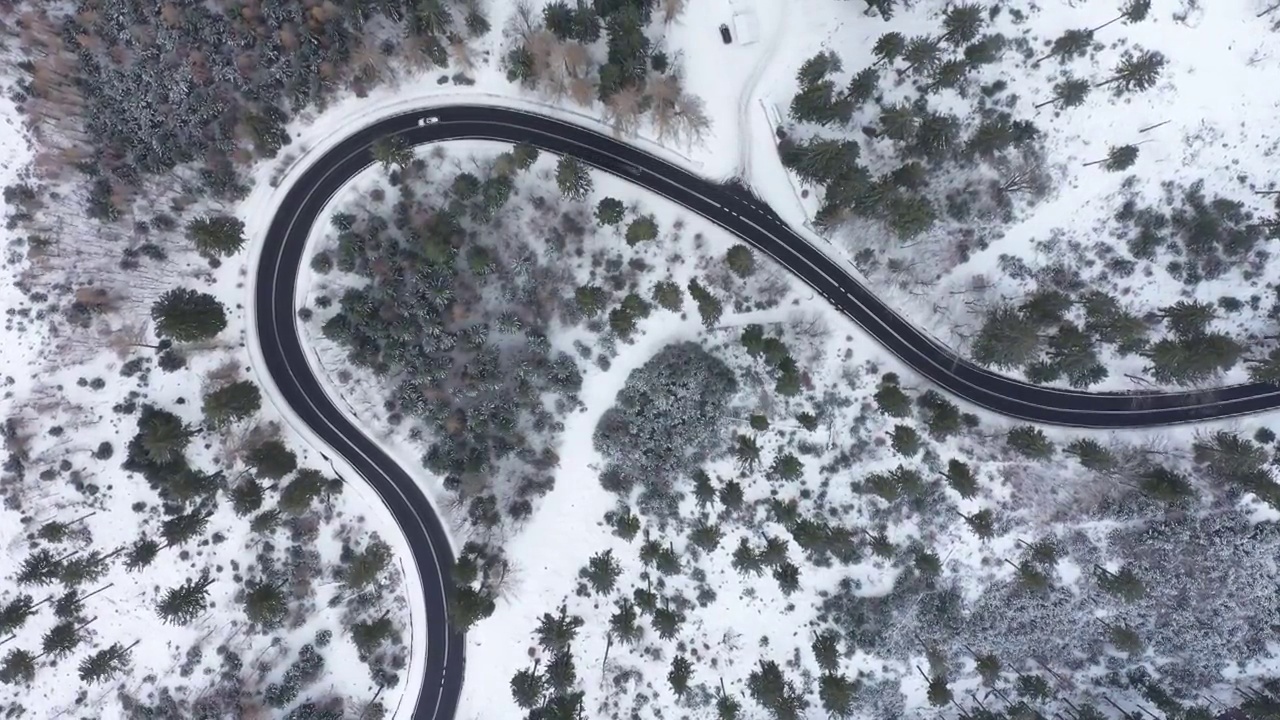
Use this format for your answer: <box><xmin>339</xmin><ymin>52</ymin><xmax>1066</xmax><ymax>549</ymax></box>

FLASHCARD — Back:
<box><xmin>279</xmin><ymin>469</ymin><xmax>330</xmax><ymax>514</ymax></box>
<box><xmin>1143</xmin><ymin>333</ymin><xmax>1242</xmax><ymax>385</ymax></box>
<box><xmin>926</xmin><ymin>673</ymin><xmax>953</xmax><ymax>706</ymax></box>
<box><xmin>1036</xmin><ymin>76</ymin><xmax>1092</xmax><ymax>109</ymax></box>
<box><xmin>230</xmin><ymin>478</ymin><xmax>265</xmax><ymax>517</ymax></box>
<box><xmin>1006</xmin><ymin>426</ymin><xmax>1055</xmax><ymax>459</ymax></box>
<box><xmin>243</xmin><ymin>579</ymin><xmax>288</xmax><ymax>628</ymax></box>
<box><xmin>555</xmin><ymin>156</ymin><xmax>593</xmax><ymax>201</ymax></box>
<box><xmin>687</xmin><ymin>278</ymin><xmax>723</xmax><ymax>328</ymax></box>
<box><xmin>202</xmin><ymin>380</ymin><xmax>262</xmax><ymax>429</ymax></box>
<box><xmin>371</xmin><ymin>135</ymin><xmax>412</xmax><ymax>171</ymax></box>
<box><xmin>186</xmin><ymin>215</ymin><xmax>247</xmax><ymax>257</ymax></box>
<box><xmin>845</xmin><ymin>67</ymin><xmax>880</xmax><ymax>106</ymax></box>
<box><xmin>157</xmin><ymin>571</ymin><xmax>214</xmax><ymax>625</ymax></box>
<box><xmin>747</xmin><ymin>659</ymin><xmax>807</xmax><ymax>719</ymax></box>
<box><xmin>941</xmin><ymin>2</ymin><xmax>984</xmax><ymax>45</ymax></box>
<box><xmin>1016</xmin><ymin>673</ymin><xmax>1052</xmax><ymax>700</ymax></box>
<box><xmin>609</xmin><ymin>598</ymin><xmax>642</xmax><ymax>644</ymax></box>
<box><xmin>574</xmin><ymin>284</ymin><xmax>608</xmax><ymax>317</ymax></box>
<box><xmin>1248</xmin><ymin>346</ymin><xmax>1280</xmax><ymax>384</ymax></box>
<box><xmin>1139</xmin><ymin>465</ymin><xmax>1196</xmax><ymax>503</ymax></box>
<box><xmin>340</xmin><ymin>538</ymin><xmax>393</xmax><ymax>591</ymax></box>
<box><xmin>161</xmin><ymin>509</ymin><xmax>210</xmax><ymax>547</ymax></box>
<box><xmin>1036</xmin><ymin>28</ymin><xmax>1094</xmax><ymax>65</ymax></box>
<box><xmin>972</xmin><ymin>305</ymin><xmax>1041</xmax><ymax>369</ymax></box>
<box><xmin>1157</xmin><ymin>299</ymin><xmax>1217</xmax><ymax>338</ymax></box>
<box><xmin>137</xmin><ymin>405</ymin><xmax>195</xmax><ymax>465</ymax></box>
<box><xmin>819</xmin><ymin>672</ymin><xmax>858</xmax><ymax>718</ymax></box>
<box><xmin>60</xmin><ymin>551</ymin><xmax>109</xmax><ymax>587</ymax></box>
<box><xmin>651</xmin><ymin>605</ymin><xmax>685</xmax><ymax>639</ymax></box>
<box><xmin>596</xmin><ymin>197</ymin><xmax>626</xmax><ymax>226</ymax></box>
<box><xmin>733</xmin><ymin>434</ymin><xmax>762</xmax><ymax>472</ymax></box>
<box><xmin>16</xmin><ymin>549</ymin><xmax>64</xmax><ymax>586</ymax></box>
<box><xmin>873</xmin><ymin>377</ymin><xmax>912</xmax><ymax>417</ymax></box>
<box><xmin>247</xmin><ymin>440</ymin><xmax>298</xmax><ymax>480</ymax></box>
<box><xmin>0</xmin><ymin>594</ymin><xmax>35</xmax><ymax>635</ymax></box>
<box><xmin>54</xmin><ymin>589</ymin><xmax>83</xmax><ymax>621</ymax></box>
<box><xmin>79</xmin><ymin>642</ymin><xmax>135</xmax><ymax>684</ymax></box>
<box><xmin>914</xmin><ymin>550</ymin><xmax>942</xmax><ymax>580</ymax></box>
<box><xmin>1102</xmin><ymin>144</ymin><xmax>1140</xmax><ymax>171</ymax></box>
<box><xmin>350</xmin><ymin>614</ymin><xmax>395</xmax><ymax>660</ymax></box>
<box><xmin>889</xmin><ymin>424</ymin><xmax>922</xmax><ymax>457</ymax></box>
<box><xmin>0</xmin><ymin>648</ymin><xmax>35</xmax><ymax>686</ymax></box>
<box><xmin>1106</xmin><ymin>622</ymin><xmax>1144</xmax><ymax>653</ymax></box>
<box><xmin>668</xmin><ymin>655</ymin><xmax>693</xmax><ymax>697</ymax></box>
<box><xmin>725</xmin><ymin>245</ymin><xmax>756</xmax><ymax>278</ymax></box>
<box><xmin>974</xmin><ymin>651</ymin><xmax>1002</xmax><ymax>686</ymax></box>
<box><xmin>510</xmin><ymin>664</ymin><xmax>544</xmax><ymax>709</ymax></box>
<box><xmin>511</xmin><ymin>143</ymin><xmax>540</xmax><ymax>170</ymax></box>
<box><xmin>962</xmin><ymin>508</ymin><xmax>996</xmax><ymax>539</ymax></box>
<box><xmin>1065</xmin><ymin>438</ymin><xmax>1117</xmax><ymax>472</ymax></box>
<box><xmin>151</xmin><ymin>288</ymin><xmax>228</xmax><ymax>342</ymax></box>
<box><xmin>545</xmin><ymin>648</ymin><xmax>577</xmax><ymax>694</ymax></box>
<box><xmin>768</xmin><ymin>452</ymin><xmax>804</xmax><ymax>483</ymax></box>
<box><xmin>625</xmin><ymin>215</ymin><xmax>659</xmax><ymax>245</ymax></box>
<box><xmin>773</xmin><ymin>561</ymin><xmax>801</xmax><ymax>595</ymax></box>
<box><xmin>124</xmin><ymin>536</ymin><xmax>160</xmax><ymax>571</ymax></box>
<box><xmin>872</xmin><ymin>32</ymin><xmax>906</xmax><ymax>64</ymax></box>
<box><xmin>1192</xmin><ymin>431</ymin><xmax>1268</xmax><ymax>486</ymax></box>
<box><xmin>944</xmin><ymin>458</ymin><xmax>979</xmax><ymax>498</ymax></box>
<box><xmin>1097</xmin><ymin>49</ymin><xmax>1166</xmax><ymax>94</ymax></box>
<box><xmin>580</xmin><ymin>550</ymin><xmax>621</xmax><ymax>595</ymax></box>
<box><xmin>41</xmin><ymin>620</ymin><xmax>84</xmax><ymax>659</ymax></box>
<box><xmin>717</xmin><ymin>684</ymin><xmax>743</xmax><ymax>719</ymax></box>
<box><xmin>1090</xmin><ymin>0</ymin><xmax>1152</xmax><ymax>33</ymax></box>
<box><xmin>535</xmin><ymin>605</ymin><xmax>584</xmax><ymax>653</ymax></box>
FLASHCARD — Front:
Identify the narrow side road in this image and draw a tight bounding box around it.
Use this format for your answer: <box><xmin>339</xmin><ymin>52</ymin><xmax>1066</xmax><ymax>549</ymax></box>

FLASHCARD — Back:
<box><xmin>251</xmin><ymin>104</ymin><xmax>1280</xmax><ymax>719</ymax></box>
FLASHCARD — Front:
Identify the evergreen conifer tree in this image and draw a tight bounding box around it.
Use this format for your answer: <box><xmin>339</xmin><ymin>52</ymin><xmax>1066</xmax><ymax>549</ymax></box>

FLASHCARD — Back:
<box><xmin>151</xmin><ymin>288</ymin><xmax>228</xmax><ymax>342</ymax></box>
<box><xmin>157</xmin><ymin>571</ymin><xmax>214</xmax><ymax>625</ymax></box>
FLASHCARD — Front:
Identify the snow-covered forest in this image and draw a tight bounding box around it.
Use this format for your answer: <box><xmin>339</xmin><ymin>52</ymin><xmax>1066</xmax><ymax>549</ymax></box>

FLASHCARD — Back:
<box><xmin>772</xmin><ymin>0</ymin><xmax>1280</xmax><ymax>392</ymax></box>
<box><xmin>3</xmin><ymin>0</ymin><xmax>1280</xmax><ymax>718</ymax></box>
<box><xmin>303</xmin><ymin>143</ymin><xmax>1280</xmax><ymax>720</ymax></box>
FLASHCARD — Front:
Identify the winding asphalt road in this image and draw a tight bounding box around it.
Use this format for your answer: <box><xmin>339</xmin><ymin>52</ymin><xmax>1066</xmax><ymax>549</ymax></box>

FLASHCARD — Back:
<box><xmin>253</xmin><ymin>105</ymin><xmax>1280</xmax><ymax>718</ymax></box>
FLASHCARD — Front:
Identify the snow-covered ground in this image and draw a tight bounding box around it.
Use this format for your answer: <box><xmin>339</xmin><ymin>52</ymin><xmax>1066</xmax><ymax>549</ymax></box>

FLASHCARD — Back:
<box><xmin>8</xmin><ymin>0</ymin><xmax>1280</xmax><ymax>716</ymax></box>
<box><xmin>0</xmin><ymin>92</ymin><xmax>410</xmax><ymax>717</ymax></box>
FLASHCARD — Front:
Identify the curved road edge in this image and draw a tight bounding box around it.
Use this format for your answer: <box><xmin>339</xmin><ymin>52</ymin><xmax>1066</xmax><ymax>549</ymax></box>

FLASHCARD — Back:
<box><xmin>243</xmin><ymin>123</ymin><xmax>463</xmax><ymax>720</ymax></box>
<box><xmin>247</xmin><ymin>101</ymin><xmax>1280</xmax><ymax>720</ymax></box>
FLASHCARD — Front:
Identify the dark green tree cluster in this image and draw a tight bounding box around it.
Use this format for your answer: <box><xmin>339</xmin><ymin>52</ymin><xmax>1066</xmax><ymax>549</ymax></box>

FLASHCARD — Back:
<box><xmin>594</xmin><ymin>342</ymin><xmax>738</xmax><ymax>516</ymax></box>
<box><xmin>508</xmin><ymin>605</ymin><xmax>586</xmax><ymax>719</ymax></box>
<box><xmin>150</xmin><ymin>288</ymin><xmax>227</xmax><ymax>342</ymax></box>
<box><xmin>970</xmin><ymin>287</ymin><xmax>1151</xmax><ymax>388</ymax></box>
<box><xmin>1142</xmin><ymin>300</ymin><xmax>1242</xmax><ymax>386</ymax></box>
<box><xmin>122</xmin><ymin>405</ymin><xmax>230</xmax><ymax>528</ymax></box>
<box><xmin>740</xmin><ymin>324</ymin><xmax>804</xmax><ymax>396</ymax></box>
<box><xmin>449</xmin><ymin>542</ymin><xmax>505</xmax><ymax>630</ymax></box>
<box><xmin>319</xmin><ymin>157</ymin><xmax>584</xmax><ymax>532</ymax></box>
<box><xmin>202</xmin><ymin>380</ymin><xmax>262</xmax><ymax>429</ymax></box>
<box><xmin>1117</xmin><ymin>179</ymin><xmax>1270</xmax><ymax>283</ymax></box>
<box><xmin>186</xmin><ymin>214</ymin><xmax>247</xmax><ymax>257</ymax></box>
<box><xmin>782</xmin><ymin>16</ymin><xmax>1043</xmax><ymax>237</ymax></box>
